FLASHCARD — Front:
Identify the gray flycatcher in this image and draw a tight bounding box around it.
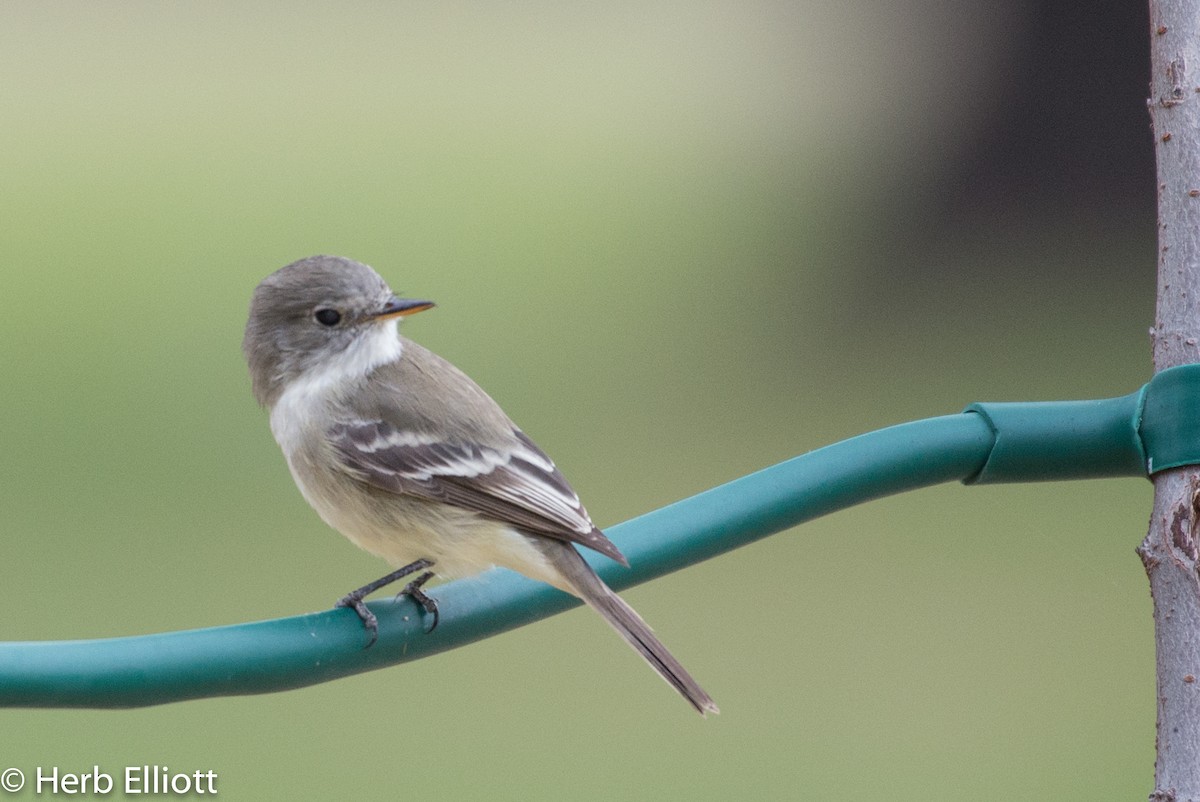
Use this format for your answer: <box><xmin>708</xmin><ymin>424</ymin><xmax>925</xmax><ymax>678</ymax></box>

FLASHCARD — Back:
<box><xmin>243</xmin><ymin>255</ymin><xmax>717</xmax><ymax>715</ymax></box>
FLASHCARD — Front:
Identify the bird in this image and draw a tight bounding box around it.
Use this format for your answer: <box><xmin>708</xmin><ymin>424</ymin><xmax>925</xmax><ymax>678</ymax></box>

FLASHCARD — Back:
<box><xmin>242</xmin><ymin>255</ymin><xmax>717</xmax><ymax>715</ymax></box>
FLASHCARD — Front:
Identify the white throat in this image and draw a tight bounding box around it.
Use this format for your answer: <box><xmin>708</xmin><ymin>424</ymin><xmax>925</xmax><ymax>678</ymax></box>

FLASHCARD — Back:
<box><xmin>269</xmin><ymin>322</ymin><xmax>402</xmax><ymax>456</ymax></box>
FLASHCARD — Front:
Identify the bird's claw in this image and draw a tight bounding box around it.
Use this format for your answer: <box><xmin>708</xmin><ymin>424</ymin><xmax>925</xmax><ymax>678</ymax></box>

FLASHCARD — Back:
<box><xmin>334</xmin><ymin>559</ymin><xmax>437</xmax><ymax>648</ymax></box>
<box><xmin>336</xmin><ymin>591</ymin><xmax>380</xmax><ymax>648</ymax></box>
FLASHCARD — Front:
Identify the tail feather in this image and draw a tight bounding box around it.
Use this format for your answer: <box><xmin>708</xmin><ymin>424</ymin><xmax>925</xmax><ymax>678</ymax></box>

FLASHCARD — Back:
<box><xmin>546</xmin><ymin>542</ymin><xmax>719</xmax><ymax>716</ymax></box>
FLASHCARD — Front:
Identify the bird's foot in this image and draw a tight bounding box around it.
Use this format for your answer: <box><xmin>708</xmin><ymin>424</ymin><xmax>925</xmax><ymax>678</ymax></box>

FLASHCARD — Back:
<box><xmin>335</xmin><ymin>558</ymin><xmax>436</xmax><ymax>648</ymax></box>
<box><xmin>395</xmin><ymin>571</ymin><xmax>439</xmax><ymax>633</ymax></box>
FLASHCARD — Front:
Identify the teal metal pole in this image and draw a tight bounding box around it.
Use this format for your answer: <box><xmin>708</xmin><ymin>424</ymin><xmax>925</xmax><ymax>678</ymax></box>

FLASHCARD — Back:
<box><xmin>0</xmin><ymin>389</ymin><xmax>1152</xmax><ymax>708</ymax></box>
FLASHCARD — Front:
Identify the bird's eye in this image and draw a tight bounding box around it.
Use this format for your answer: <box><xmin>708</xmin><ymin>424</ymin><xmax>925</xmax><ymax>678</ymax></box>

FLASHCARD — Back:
<box><xmin>314</xmin><ymin>308</ymin><xmax>342</xmax><ymax>327</ymax></box>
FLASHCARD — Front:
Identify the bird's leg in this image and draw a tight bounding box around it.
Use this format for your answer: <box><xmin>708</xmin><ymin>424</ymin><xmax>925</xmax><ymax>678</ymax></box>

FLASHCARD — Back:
<box><xmin>335</xmin><ymin>558</ymin><xmax>436</xmax><ymax>648</ymax></box>
<box><xmin>397</xmin><ymin>571</ymin><xmax>439</xmax><ymax>633</ymax></box>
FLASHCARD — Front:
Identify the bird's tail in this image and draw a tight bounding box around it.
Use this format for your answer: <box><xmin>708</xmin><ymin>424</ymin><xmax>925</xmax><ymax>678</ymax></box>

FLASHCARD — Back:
<box><xmin>545</xmin><ymin>542</ymin><xmax>719</xmax><ymax>716</ymax></box>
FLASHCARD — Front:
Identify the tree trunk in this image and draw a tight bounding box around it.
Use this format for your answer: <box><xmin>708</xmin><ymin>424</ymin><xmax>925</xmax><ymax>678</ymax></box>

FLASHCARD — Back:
<box><xmin>1141</xmin><ymin>2</ymin><xmax>1200</xmax><ymax>797</ymax></box>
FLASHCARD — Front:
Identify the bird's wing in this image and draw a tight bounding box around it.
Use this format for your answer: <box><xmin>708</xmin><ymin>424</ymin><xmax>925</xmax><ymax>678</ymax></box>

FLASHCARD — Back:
<box><xmin>329</xmin><ymin>419</ymin><xmax>628</xmax><ymax>566</ymax></box>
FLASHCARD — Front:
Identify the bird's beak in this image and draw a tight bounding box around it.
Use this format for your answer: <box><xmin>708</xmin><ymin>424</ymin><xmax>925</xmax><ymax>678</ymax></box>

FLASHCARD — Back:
<box><xmin>373</xmin><ymin>296</ymin><xmax>436</xmax><ymax>321</ymax></box>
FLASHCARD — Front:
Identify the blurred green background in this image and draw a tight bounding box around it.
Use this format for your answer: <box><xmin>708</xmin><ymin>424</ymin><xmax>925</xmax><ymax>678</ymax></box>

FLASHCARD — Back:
<box><xmin>0</xmin><ymin>2</ymin><xmax>1158</xmax><ymax>800</ymax></box>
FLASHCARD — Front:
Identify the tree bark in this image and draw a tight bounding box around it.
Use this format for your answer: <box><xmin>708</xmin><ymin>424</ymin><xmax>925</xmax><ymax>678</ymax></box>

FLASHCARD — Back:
<box><xmin>1141</xmin><ymin>2</ymin><xmax>1200</xmax><ymax>798</ymax></box>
